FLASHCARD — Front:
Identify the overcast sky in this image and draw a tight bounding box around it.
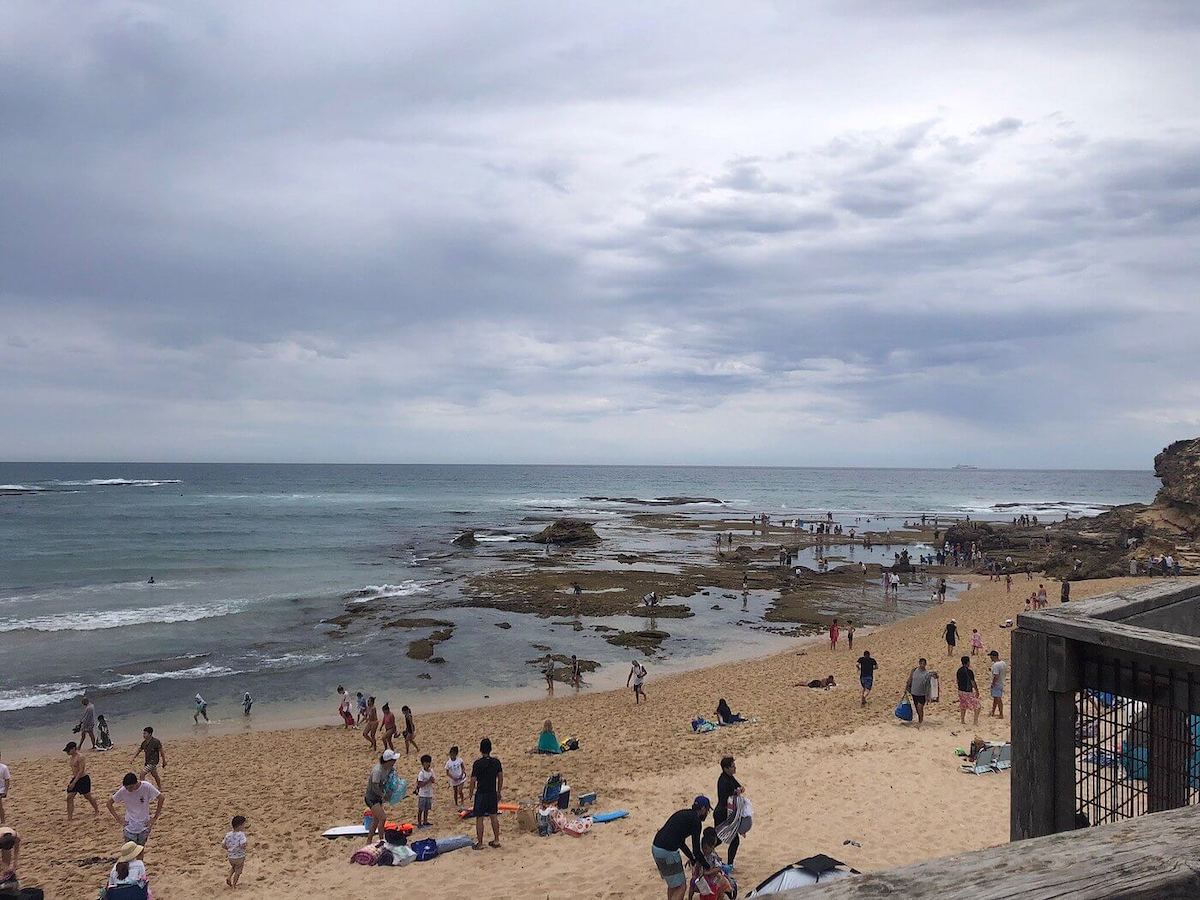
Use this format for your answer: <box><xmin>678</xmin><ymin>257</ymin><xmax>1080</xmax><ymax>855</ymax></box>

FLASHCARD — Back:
<box><xmin>2</xmin><ymin>2</ymin><xmax>1198</xmax><ymax>467</ymax></box>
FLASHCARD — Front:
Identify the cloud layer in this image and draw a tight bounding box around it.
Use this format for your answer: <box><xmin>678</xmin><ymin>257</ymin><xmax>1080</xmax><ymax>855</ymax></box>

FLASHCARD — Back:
<box><xmin>2</xmin><ymin>2</ymin><xmax>1198</xmax><ymax>466</ymax></box>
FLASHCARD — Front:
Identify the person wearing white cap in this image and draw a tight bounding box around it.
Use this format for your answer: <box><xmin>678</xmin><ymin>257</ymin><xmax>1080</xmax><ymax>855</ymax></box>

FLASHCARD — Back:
<box><xmin>107</xmin><ymin>840</ymin><xmax>148</xmax><ymax>889</ymax></box>
<box><xmin>364</xmin><ymin>751</ymin><xmax>399</xmax><ymax>842</ymax></box>
<box><xmin>193</xmin><ymin>693</ymin><xmax>209</xmax><ymax>723</ymax></box>
<box><xmin>943</xmin><ymin>620</ymin><xmax>958</xmax><ymax>657</ymax></box>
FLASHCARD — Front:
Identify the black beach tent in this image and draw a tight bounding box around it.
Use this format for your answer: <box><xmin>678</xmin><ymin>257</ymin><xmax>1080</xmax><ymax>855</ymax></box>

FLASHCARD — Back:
<box><xmin>747</xmin><ymin>854</ymin><xmax>860</xmax><ymax>896</ymax></box>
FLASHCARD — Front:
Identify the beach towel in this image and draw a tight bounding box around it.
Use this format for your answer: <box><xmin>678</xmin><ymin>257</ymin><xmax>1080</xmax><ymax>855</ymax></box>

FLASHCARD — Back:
<box><xmin>717</xmin><ymin>794</ymin><xmax>749</xmax><ymax>845</ymax></box>
<box><xmin>536</xmin><ymin>731</ymin><xmax>562</xmax><ymax>754</ymax></box>
<box><xmin>351</xmin><ymin>843</ymin><xmax>385</xmax><ymax>866</ymax></box>
<box><xmin>691</xmin><ymin>718</ymin><xmax>717</xmax><ymax>733</ymax></box>
<box><xmin>549</xmin><ymin>809</ymin><xmax>591</xmax><ymax>837</ymax></box>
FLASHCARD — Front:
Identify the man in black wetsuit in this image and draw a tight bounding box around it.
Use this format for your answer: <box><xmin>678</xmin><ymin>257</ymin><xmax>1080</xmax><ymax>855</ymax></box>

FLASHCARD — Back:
<box><xmin>651</xmin><ymin>796</ymin><xmax>710</xmax><ymax>899</ymax></box>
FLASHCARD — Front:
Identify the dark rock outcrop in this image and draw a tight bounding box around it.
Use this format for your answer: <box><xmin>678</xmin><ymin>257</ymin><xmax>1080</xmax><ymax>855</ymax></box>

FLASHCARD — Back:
<box><xmin>531</xmin><ymin>518</ymin><xmax>601</xmax><ymax>546</ymax></box>
<box><xmin>604</xmin><ymin>629</ymin><xmax>669</xmax><ymax>653</ymax></box>
<box><xmin>1154</xmin><ymin>438</ymin><xmax>1200</xmax><ymax>535</ymax></box>
<box><xmin>452</xmin><ymin>530</ymin><xmax>479</xmax><ymax>547</ymax></box>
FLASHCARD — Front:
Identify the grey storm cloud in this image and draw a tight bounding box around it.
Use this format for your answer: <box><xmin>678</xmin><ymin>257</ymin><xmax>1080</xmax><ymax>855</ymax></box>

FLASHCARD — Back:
<box><xmin>1</xmin><ymin>1</ymin><xmax>1199</xmax><ymax>467</ymax></box>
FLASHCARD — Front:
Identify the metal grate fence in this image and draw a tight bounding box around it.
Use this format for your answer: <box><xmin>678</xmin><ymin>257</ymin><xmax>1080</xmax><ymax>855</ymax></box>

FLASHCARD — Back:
<box><xmin>1075</xmin><ymin>653</ymin><xmax>1200</xmax><ymax>828</ymax></box>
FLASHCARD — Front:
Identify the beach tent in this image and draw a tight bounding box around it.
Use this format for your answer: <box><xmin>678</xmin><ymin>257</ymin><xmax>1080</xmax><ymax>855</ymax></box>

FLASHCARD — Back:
<box><xmin>747</xmin><ymin>854</ymin><xmax>859</xmax><ymax>896</ymax></box>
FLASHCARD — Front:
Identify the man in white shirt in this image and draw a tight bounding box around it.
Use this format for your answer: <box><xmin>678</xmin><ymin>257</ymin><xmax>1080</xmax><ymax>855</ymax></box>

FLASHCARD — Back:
<box><xmin>988</xmin><ymin>650</ymin><xmax>1008</xmax><ymax>719</ymax></box>
<box><xmin>0</xmin><ymin>752</ymin><xmax>9</xmax><ymax>824</ymax></box>
<box><xmin>107</xmin><ymin>772</ymin><xmax>164</xmax><ymax>845</ymax></box>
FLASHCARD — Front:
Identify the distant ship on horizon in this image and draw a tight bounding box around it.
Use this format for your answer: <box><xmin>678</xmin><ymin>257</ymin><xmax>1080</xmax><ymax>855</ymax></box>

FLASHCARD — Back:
<box><xmin>952</xmin><ymin>464</ymin><xmax>979</xmax><ymax>470</ymax></box>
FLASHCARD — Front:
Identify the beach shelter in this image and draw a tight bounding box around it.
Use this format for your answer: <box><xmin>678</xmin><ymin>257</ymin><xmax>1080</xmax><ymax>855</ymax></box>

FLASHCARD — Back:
<box><xmin>746</xmin><ymin>854</ymin><xmax>859</xmax><ymax>896</ymax></box>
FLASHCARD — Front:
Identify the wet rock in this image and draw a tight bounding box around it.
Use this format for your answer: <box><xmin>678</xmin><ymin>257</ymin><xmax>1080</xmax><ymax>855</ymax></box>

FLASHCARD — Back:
<box><xmin>419</xmin><ymin>673</ymin><xmax>432</xmax><ymax>680</ymax></box>
<box><xmin>429</xmin><ymin>656</ymin><xmax>446</xmax><ymax>665</ymax></box>
<box><xmin>628</xmin><ymin>605</ymin><xmax>693</xmax><ymax>619</ymax></box>
<box><xmin>531</xmin><ymin>518</ymin><xmax>601</xmax><ymax>546</ymax></box>
<box><xmin>495</xmin><ymin>622</ymin><xmax>512</xmax><ymax>629</ymax></box>
<box><xmin>452</xmin><ymin>530</ymin><xmax>479</xmax><ymax>548</ymax></box>
<box><xmin>604</xmin><ymin>629</ymin><xmax>670</xmax><ymax>653</ymax></box>
<box><xmin>406</xmin><ymin>627</ymin><xmax>455</xmax><ymax>660</ymax></box>
<box><xmin>383</xmin><ymin>618</ymin><xmax>454</xmax><ymax>630</ymax></box>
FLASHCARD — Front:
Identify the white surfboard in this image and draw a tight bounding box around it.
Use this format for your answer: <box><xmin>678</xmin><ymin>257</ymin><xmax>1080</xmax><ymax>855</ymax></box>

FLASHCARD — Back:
<box><xmin>323</xmin><ymin>824</ymin><xmax>369</xmax><ymax>839</ymax></box>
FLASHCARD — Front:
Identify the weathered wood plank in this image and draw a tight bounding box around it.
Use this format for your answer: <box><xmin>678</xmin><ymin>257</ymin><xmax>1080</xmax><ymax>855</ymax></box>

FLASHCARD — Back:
<box><xmin>1018</xmin><ymin>610</ymin><xmax>1200</xmax><ymax>669</ymax></box>
<box><xmin>777</xmin><ymin>804</ymin><xmax>1200</xmax><ymax>899</ymax></box>
<box><xmin>1011</xmin><ymin>629</ymin><xmax>1053</xmax><ymax>839</ymax></box>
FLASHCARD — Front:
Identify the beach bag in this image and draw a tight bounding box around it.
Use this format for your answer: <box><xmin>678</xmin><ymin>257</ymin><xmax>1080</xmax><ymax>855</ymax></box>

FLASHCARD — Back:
<box><xmin>411</xmin><ymin>838</ymin><xmax>439</xmax><ymax>861</ymax></box>
<box><xmin>563</xmin><ymin>738</ymin><xmax>579</xmax><ymax>752</ymax></box>
<box><xmin>895</xmin><ymin>698</ymin><xmax>914</xmax><ymax>722</ymax></box>
<box><xmin>384</xmin><ymin>843</ymin><xmax>417</xmax><ymax>866</ymax></box>
<box><xmin>385</xmin><ymin>773</ymin><xmax>408</xmax><ymax>805</ymax></box>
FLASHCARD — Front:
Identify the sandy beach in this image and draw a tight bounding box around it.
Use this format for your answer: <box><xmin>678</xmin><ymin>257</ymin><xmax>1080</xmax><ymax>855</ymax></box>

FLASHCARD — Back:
<box><xmin>3</xmin><ymin>575</ymin><xmax>1152</xmax><ymax>898</ymax></box>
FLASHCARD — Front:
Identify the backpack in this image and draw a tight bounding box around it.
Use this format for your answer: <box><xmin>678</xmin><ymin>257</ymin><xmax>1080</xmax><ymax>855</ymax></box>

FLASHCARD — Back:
<box><xmin>411</xmin><ymin>838</ymin><xmax>439</xmax><ymax>861</ymax></box>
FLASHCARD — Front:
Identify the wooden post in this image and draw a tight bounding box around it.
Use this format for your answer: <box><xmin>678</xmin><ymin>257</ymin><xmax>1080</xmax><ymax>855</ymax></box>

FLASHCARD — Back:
<box><xmin>1149</xmin><ymin>672</ymin><xmax>1190</xmax><ymax>813</ymax></box>
<box><xmin>1012</xmin><ymin>629</ymin><xmax>1053</xmax><ymax>839</ymax></box>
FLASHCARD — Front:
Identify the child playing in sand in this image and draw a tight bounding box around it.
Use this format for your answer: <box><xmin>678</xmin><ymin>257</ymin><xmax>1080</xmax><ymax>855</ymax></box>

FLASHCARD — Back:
<box><xmin>402</xmin><ymin>705</ymin><xmax>419</xmax><ymax>755</ymax></box>
<box><xmin>445</xmin><ymin>746</ymin><xmax>466</xmax><ymax>810</ymax></box>
<box><xmin>688</xmin><ymin>826</ymin><xmax>735</xmax><ymax>899</ymax></box>
<box><xmin>416</xmin><ymin>755</ymin><xmax>435</xmax><ymax>827</ymax></box>
<box><xmin>971</xmin><ymin>628</ymin><xmax>983</xmax><ymax>655</ymax></box>
<box><xmin>223</xmin><ymin>815</ymin><xmax>247</xmax><ymax>889</ymax></box>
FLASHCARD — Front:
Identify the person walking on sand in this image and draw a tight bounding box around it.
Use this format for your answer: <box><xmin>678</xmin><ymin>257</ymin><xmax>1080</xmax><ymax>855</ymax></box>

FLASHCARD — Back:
<box><xmin>571</xmin><ymin>654</ymin><xmax>582</xmax><ymax>689</ymax></box>
<box><xmin>713</xmin><ymin>757</ymin><xmax>743</xmax><ymax>867</ymax></box>
<box><xmin>943</xmin><ymin>619</ymin><xmax>958</xmax><ymax>657</ymax></box>
<box><xmin>355</xmin><ymin>691</ymin><xmax>368</xmax><ymax>725</ymax></box>
<box><xmin>77</xmin><ymin>697</ymin><xmax>98</xmax><ymax>749</ymax></box>
<box><xmin>652</xmin><ymin>797</ymin><xmax>711</xmax><ymax>900</ymax></box>
<box><xmin>468</xmin><ymin>737</ymin><xmax>503</xmax><ymax>850</ymax></box>
<box><xmin>363</xmin><ymin>697</ymin><xmax>379</xmax><ymax>751</ymax></box>
<box><xmin>956</xmin><ymin>656</ymin><xmax>981</xmax><ymax>726</ymax></box>
<box><xmin>131</xmin><ymin>727</ymin><xmax>166</xmax><ymax>790</ymax></box>
<box><xmin>829</xmin><ymin>618</ymin><xmax>840</xmax><ymax>651</ymax></box>
<box><xmin>380</xmin><ymin>703</ymin><xmax>397</xmax><ymax>753</ymax></box>
<box><xmin>401</xmin><ymin>705</ymin><xmax>419</xmax><ymax>755</ymax></box>
<box><xmin>363</xmin><ymin>750</ymin><xmax>398</xmax><ymax>843</ymax></box>
<box><xmin>988</xmin><ymin>650</ymin><xmax>1007</xmax><ymax>719</ymax></box>
<box><xmin>628</xmin><ymin>659</ymin><xmax>648</xmax><ymax>703</ymax></box>
<box><xmin>223</xmin><ymin>814</ymin><xmax>248</xmax><ymax>889</ymax></box>
<box><xmin>543</xmin><ymin>654</ymin><xmax>556</xmax><ymax>693</ymax></box>
<box><xmin>0</xmin><ymin>751</ymin><xmax>9</xmax><ymax>824</ymax></box>
<box><xmin>107</xmin><ymin>772</ymin><xmax>164</xmax><ymax>846</ymax></box>
<box><xmin>445</xmin><ymin>746</ymin><xmax>467</xmax><ymax>810</ymax></box>
<box><xmin>846</xmin><ymin>621</ymin><xmax>855</xmax><ymax>651</ymax></box>
<box><xmin>337</xmin><ymin>686</ymin><xmax>355</xmax><ymax>729</ymax></box>
<box><xmin>193</xmin><ymin>693</ymin><xmax>208</xmax><ymax>723</ymax></box>
<box><xmin>904</xmin><ymin>659</ymin><xmax>932</xmax><ymax>729</ymax></box>
<box><xmin>970</xmin><ymin>628</ymin><xmax>983</xmax><ymax>655</ymax></box>
<box><xmin>857</xmin><ymin>650</ymin><xmax>878</xmax><ymax>706</ymax></box>
<box><xmin>64</xmin><ymin>741</ymin><xmax>99</xmax><ymax>821</ymax></box>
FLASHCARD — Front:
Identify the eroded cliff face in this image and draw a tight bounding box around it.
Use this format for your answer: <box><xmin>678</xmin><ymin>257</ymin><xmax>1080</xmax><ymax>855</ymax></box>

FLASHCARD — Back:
<box><xmin>944</xmin><ymin>438</ymin><xmax>1200</xmax><ymax>578</ymax></box>
<box><xmin>1151</xmin><ymin>438</ymin><xmax>1200</xmax><ymax>535</ymax></box>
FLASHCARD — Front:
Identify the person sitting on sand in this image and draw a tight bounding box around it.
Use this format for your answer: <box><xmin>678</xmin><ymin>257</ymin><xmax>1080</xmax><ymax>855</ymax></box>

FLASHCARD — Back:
<box><xmin>363</xmin><ymin>750</ymin><xmax>399</xmax><ymax>842</ymax></box>
<box><xmin>0</xmin><ymin>826</ymin><xmax>20</xmax><ymax>885</ymax></box>
<box><xmin>687</xmin><ymin>826</ymin><xmax>736</xmax><ymax>899</ymax></box>
<box><xmin>806</xmin><ymin>675</ymin><xmax>836</xmax><ymax>689</ymax></box>
<box><xmin>535</xmin><ymin>720</ymin><xmax>562</xmax><ymax>754</ymax></box>
<box><xmin>715</xmin><ymin>699</ymin><xmax>746</xmax><ymax>725</ymax></box>
<box><xmin>107</xmin><ymin>840</ymin><xmax>148</xmax><ymax>891</ymax></box>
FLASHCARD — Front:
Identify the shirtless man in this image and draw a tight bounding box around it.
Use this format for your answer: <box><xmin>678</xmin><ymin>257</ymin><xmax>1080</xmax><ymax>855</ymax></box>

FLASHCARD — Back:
<box><xmin>65</xmin><ymin>741</ymin><xmax>100</xmax><ymax>821</ymax></box>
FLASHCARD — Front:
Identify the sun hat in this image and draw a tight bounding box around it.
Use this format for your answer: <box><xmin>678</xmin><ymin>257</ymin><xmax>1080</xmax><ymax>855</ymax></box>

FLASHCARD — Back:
<box><xmin>117</xmin><ymin>841</ymin><xmax>144</xmax><ymax>863</ymax></box>
<box><xmin>382</xmin><ymin>750</ymin><xmax>400</xmax><ymax>762</ymax></box>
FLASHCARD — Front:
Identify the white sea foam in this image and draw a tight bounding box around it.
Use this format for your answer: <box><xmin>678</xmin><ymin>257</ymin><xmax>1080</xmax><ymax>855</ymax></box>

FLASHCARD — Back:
<box><xmin>474</xmin><ymin>534</ymin><xmax>520</xmax><ymax>543</ymax></box>
<box><xmin>51</xmin><ymin>478</ymin><xmax>183</xmax><ymax>487</ymax></box>
<box><xmin>345</xmin><ymin>581</ymin><xmax>432</xmax><ymax>604</ymax></box>
<box><xmin>0</xmin><ymin>663</ymin><xmax>239</xmax><ymax>712</ymax></box>
<box><xmin>0</xmin><ymin>599</ymin><xmax>248</xmax><ymax>633</ymax></box>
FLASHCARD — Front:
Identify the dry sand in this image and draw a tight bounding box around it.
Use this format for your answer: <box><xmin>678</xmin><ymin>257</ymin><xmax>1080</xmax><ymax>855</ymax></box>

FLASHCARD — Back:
<box><xmin>3</xmin><ymin>575</ymin><xmax>1152</xmax><ymax>898</ymax></box>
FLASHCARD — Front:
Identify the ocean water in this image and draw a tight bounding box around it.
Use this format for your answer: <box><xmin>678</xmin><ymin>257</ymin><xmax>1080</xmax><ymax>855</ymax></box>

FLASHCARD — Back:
<box><xmin>0</xmin><ymin>463</ymin><xmax>1156</xmax><ymax>739</ymax></box>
